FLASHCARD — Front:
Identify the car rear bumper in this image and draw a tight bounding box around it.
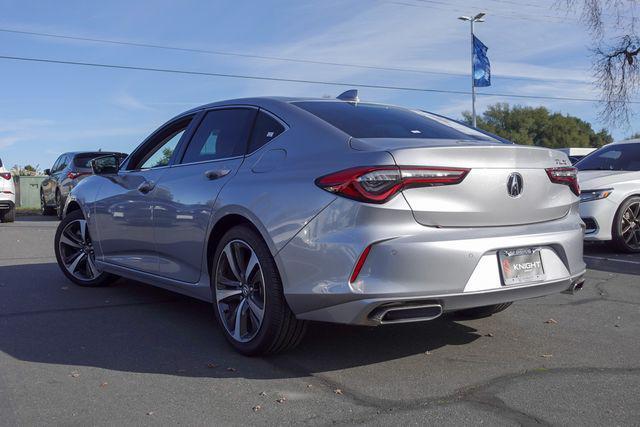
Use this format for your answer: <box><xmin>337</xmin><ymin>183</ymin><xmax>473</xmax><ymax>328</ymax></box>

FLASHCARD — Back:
<box><xmin>277</xmin><ymin>197</ymin><xmax>586</xmax><ymax>325</ymax></box>
<box><xmin>295</xmin><ymin>272</ymin><xmax>585</xmax><ymax>325</ymax></box>
<box><xmin>0</xmin><ymin>199</ymin><xmax>15</xmax><ymax>211</ymax></box>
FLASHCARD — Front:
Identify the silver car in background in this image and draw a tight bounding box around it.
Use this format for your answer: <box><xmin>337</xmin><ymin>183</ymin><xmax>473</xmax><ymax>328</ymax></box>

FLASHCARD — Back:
<box><xmin>55</xmin><ymin>92</ymin><xmax>586</xmax><ymax>355</ymax></box>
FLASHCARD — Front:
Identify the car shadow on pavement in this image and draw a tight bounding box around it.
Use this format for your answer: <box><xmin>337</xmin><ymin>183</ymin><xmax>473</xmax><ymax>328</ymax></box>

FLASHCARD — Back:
<box><xmin>0</xmin><ymin>262</ymin><xmax>481</xmax><ymax>380</ymax></box>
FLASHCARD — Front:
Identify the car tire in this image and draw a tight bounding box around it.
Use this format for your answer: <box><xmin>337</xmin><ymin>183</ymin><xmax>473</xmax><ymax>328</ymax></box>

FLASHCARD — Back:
<box><xmin>211</xmin><ymin>225</ymin><xmax>307</xmax><ymax>356</ymax></box>
<box><xmin>41</xmin><ymin>191</ymin><xmax>56</xmax><ymax>216</ymax></box>
<box><xmin>55</xmin><ymin>191</ymin><xmax>64</xmax><ymax>220</ymax></box>
<box><xmin>611</xmin><ymin>196</ymin><xmax>640</xmax><ymax>253</ymax></box>
<box><xmin>1</xmin><ymin>206</ymin><xmax>15</xmax><ymax>223</ymax></box>
<box><xmin>454</xmin><ymin>302</ymin><xmax>513</xmax><ymax>319</ymax></box>
<box><xmin>54</xmin><ymin>209</ymin><xmax>118</xmax><ymax>287</ymax></box>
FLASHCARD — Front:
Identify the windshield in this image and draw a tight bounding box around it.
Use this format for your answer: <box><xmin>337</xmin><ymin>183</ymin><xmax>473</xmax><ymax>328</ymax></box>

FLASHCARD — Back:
<box><xmin>293</xmin><ymin>101</ymin><xmax>497</xmax><ymax>141</ymax></box>
<box><xmin>576</xmin><ymin>143</ymin><xmax>640</xmax><ymax>171</ymax></box>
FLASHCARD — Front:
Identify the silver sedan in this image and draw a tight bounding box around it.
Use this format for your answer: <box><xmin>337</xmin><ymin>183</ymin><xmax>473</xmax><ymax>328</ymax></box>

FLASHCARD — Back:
<box><xmin>55</xmin><ymin>93</ymin><xmax>586</xmax><ymax>355</ymax></box>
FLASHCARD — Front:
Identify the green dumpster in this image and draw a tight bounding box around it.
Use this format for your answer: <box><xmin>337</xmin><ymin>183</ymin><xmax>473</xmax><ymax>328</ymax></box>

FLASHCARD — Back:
<box><xmin>16</xmin><ymin>176</ymin><xmax>47</xmax><ymax>208</ymax></box>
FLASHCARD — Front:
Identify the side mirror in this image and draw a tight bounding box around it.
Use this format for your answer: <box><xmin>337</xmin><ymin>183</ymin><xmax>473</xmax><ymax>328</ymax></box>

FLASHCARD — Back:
<box><xmin>44</xmin><ymin>168</ymin><xmax>51</xmax><ymax>176</ymax></box>
<box><xmin>91</xmin><ymin>155</ymin><xmax>120</xmax><ymax>175</ymax></box>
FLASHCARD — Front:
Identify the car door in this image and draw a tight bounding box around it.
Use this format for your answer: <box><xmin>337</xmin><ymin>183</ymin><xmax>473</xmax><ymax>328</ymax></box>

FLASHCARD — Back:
<box><xmin>92</xmin><ymin>115</ymin><xmax>196</xmax><ymax>273</ymax></box>
<box><xmin>152</xmin><ymin>107</ymin><xmax>257</xmax><ymax>282</ymax></box>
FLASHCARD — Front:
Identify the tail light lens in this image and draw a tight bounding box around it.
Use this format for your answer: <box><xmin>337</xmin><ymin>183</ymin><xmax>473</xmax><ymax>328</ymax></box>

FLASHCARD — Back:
<box><xmin>67</xmin><ymin>171</ymin><xmax>88</xmax><ymax>180</ymax></box>
<box><xmin>316</xmin><ymin>166</ymin><xmax>470</xmax><ymax>204</ymax></box>
<box><xmin>546</xmin><ymin>167</ymin><xmax>580</xmax><ymax>196</ymax></box>
<box><xmin>0</xmin><ymin>172</ymin><xmax>11</xmax><ymax>180</ymax></box>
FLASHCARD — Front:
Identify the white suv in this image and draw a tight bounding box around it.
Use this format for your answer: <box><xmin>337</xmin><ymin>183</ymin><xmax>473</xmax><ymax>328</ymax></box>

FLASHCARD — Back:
<box><xmin>0</xmin><ymin>157</ymin><xmax>16</xmax><ymax>223</ymax></box>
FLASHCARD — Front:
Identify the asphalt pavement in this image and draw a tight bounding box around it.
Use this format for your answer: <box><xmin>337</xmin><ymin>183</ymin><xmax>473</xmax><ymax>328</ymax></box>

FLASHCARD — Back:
<box><xmin>0</xmin><ymin>217</ymin><xmax>638</xmax><ymax>426</ymax></box>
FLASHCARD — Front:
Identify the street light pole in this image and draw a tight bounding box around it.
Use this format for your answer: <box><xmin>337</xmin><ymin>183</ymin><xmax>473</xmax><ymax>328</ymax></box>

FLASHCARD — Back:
<box><xmin>458</xmin><ymin>13</ymin><xmax>486</xmax><ymax>128</ymax></box>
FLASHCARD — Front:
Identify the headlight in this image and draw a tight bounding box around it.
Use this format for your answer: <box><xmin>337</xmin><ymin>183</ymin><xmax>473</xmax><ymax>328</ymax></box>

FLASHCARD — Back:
<box><xmin>580</xmin><ymin>188</ymin><xmax>613</xmax><ymax>203</ymax></box>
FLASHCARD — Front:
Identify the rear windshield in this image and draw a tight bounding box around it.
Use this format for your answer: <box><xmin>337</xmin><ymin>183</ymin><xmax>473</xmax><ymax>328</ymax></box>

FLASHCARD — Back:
<box><xmin>293</xmin><ymin>101</ymin><xmax>495</xmax><ymax>141</ymax></box>
<box><xmin>577</xmin><ymin>143</ymin><xmax>640</xmax><ymax>171</ymax></box>
<box><xmin>73</xmin><ymin>153</ymin><xmax>123</xmax><ymax>168</ymax></box>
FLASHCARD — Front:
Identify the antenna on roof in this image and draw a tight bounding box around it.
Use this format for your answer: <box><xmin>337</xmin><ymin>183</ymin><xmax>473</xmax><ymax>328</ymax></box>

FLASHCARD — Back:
<box><xmin>336</xmin><ymin>89</ymin><xmax>359</xmax><ymax>104</ymax></box>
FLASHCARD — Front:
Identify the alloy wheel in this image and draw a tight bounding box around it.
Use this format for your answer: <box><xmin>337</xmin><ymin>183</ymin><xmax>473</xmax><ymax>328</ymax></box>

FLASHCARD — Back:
<box><xmin>215</xmin><ymin>239</ymin><xmax>266</xmax><ymax>343</ymax></box>
<box><xmin>621</xmin><ymin>201</ymin><xmax>640</xmax><ymax>249</ymax></box>
<box><xmin>58</xmin><ymin>219</ymin><xmax>100</xmax><ymax>281</ymax></box>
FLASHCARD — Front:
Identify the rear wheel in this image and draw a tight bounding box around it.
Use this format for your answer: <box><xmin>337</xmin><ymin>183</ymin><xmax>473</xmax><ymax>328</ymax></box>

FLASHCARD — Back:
<box><xmin>54</xmin><ymin>209</ymin><xmax>118</xmax><ymax>287</ymax></box>
<box><xmin>455</xmin><ymin>302</ymin><xmax>512</xmax><ymax>319</ymax></box>
<box><xmin>611</xmin><ymin>196</ymin><xmax>640</xmax><ymax>253</ymax></box>
<box><xmin>212</xmin><ymin>225</ymin><xmax>307</xmax><ymax>355</ymax></box>
<box><xmin>1</xmin><ymin>206</ymin><xmax>15</xmax><ymax>223</ymax></box>
<box><xmin>41</xmin><ymin>191</ymin><xmax>55</xmax><ymax>216</ymax></box>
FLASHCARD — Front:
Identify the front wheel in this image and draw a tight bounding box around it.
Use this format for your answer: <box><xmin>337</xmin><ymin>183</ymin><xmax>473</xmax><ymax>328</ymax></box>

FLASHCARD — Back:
<box><xmin>54</xmin><ymin>210</ymin><xmax>118</xmax><ymax>287</ymax></box>
<box><xmin>611</xmin><ymin>196</ymin><xmax>640</xmax><ymax>253</ymax></box>
<box><xmin>454</xmin><ymin>302</ymin><xmax>513</xmax><ymax>319</ymax></box>
<box><xmin>212</xmin><ymin>225</ymin><xmax>307</xmax><ymax>355</ymax></box>
<box><xmin>41</xmin><ymin>191</ymin><xmax>55</xmax><ymax>216</ymax></box>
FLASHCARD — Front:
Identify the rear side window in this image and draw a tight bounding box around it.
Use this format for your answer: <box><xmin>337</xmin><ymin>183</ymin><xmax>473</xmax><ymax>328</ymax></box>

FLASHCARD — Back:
<box><xmin>293</xmin><ymin>101</ymin><xmax>493</xmax><ymax>141</ymax></box>
<box><xmin>74</xmin><ymin>153</ymin><xmax>109</xmax><ymax>168</ymax></box>
<box><xmin>248</xmin><ymin>111</ymin><xmax>285</xmax><ymax>153</ymax></box>
<box><xmin>181</xmin><ymin>109</ymin><xmax>256</xmax><ymax>164</ymax></box>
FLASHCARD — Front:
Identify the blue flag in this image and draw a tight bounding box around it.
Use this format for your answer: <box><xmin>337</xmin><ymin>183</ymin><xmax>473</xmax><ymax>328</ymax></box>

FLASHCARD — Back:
<box><xmin>473</xmin><ymin>35</ymin><xmax>491</xmax><ymax>87</ymax></box>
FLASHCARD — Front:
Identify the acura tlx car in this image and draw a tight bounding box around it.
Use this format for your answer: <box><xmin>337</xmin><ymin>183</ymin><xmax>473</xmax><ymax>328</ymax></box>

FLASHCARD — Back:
<box><xmin>54</xmin><ymin>92</ymin><xmax>586</xmax><ymax>355</ymax></box>
<box><xmin>577</xmin><ymin>139</ymin><xmax>640</xmax><ymax>252</ymax></box>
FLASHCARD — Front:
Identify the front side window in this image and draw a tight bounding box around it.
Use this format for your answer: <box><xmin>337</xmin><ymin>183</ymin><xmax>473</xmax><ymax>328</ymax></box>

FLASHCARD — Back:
<box><xmin>577</xmin><ymin>143</ymin><xmax>640</xmax><ymax>171</ymax></box>
<box><xmin>292</xmin><ymin>101</ymin><xmax>495</xmax><ymax>141</ymax></box>
<box><xmin>129</xmin><ymin>117</ymin><xmax>193</xmax><ymax>170</ymax></box>
<box><xmin>139</xmin><ymin>130</ymin><xmax>185</xmax><ymax>169</ymax></box>
<box><xmin>181</xmin><ymin>109</ymin><xmax>256</xmax><ymax>164</ymax></box>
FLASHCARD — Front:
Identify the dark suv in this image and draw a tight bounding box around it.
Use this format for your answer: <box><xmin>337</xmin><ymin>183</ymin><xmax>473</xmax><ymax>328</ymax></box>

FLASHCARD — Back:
<box><xmin>41</xmin><ymin>151</ymin><xmax>127</xmax><ymax>218</ymax></box>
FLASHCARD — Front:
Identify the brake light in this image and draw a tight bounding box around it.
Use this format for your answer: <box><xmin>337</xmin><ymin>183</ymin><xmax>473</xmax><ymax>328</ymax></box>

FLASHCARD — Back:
<box><xmin>546</xmin><ymin>167</ymin><xmax>580</xmax><ymax>196</ymax></box>
<box><xmin>67</xmin><ymin>171</ymin><xmax>88</xmax><ymax>180</ymax></box>
<box><xmin>0</xmin><ymin>172</ymin><xmax>11</xmax><ymax>180</ymax></box>
<box><xmin>316</xmin><ymin>166</ymin><xmax>470</xmax><ymax>204</ymax></box>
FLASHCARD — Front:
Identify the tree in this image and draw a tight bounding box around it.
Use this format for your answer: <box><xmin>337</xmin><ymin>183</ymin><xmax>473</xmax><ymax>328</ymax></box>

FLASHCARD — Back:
<box><xmin>564</xmin><ymin>1</ymin><xmax>640</xmax><ymax>125</ymax></box>
<box><xmin>462</xmin><ymin>103</ymin><xmax>613</xmax><ymax>148</ymax></box>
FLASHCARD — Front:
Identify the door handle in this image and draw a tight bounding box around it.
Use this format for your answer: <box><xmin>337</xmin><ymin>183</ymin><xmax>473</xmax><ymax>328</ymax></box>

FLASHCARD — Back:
<box><xmin>137</xmin><ymin>180</ymin><xmax>155</xmax><ymax>194</ymax></box>
<box><xmin>204</xmin><ymin>169</ymin><xmax>231</xmax><ymax>180</ymax></box>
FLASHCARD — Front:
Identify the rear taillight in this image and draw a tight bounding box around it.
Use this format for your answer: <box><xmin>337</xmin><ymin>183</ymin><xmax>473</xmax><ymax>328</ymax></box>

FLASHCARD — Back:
<box><xmin>67</xmin><ymin>171</ymin><xmax>88</xmax><ymax>180</ymax></box>
<box><xmin>546</xmin><ymin>167</ymin><xmax>580</xmax><ymax>196</ymax></box>
<box><xmin>316</xmin><ymin>166</ymin><xmax>470</xmax><ymax>204</ymax></box>
<box><xmin>0</xmin><ymin>172</ymin><xmax>11</xmax><ymax>180</ymax></box>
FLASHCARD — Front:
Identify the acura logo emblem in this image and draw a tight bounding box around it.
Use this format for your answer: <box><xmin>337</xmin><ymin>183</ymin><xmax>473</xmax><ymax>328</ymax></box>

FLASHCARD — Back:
<box><xmin>507</xmin><ymin>173</ymin><xmax>523</xmax><ymax>198</ymax></box>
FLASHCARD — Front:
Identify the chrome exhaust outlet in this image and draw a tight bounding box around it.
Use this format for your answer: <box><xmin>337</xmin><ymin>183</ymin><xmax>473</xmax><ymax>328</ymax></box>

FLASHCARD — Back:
<box><xmin>562</xmin><ymin>278</ymin><xmax>585</xmax><ymax>295</ymax></box>
<box><xmin>370</xmin><ymin>303</ymin><xmax>443</xmax><ymax>325</ymax></box>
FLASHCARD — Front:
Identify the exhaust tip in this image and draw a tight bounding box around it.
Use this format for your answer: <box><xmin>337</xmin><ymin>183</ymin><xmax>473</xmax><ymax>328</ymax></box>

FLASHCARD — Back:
<box><xmin>370</xmin><ymin>303</ymin><xmax>443</xmax><ymax>325</ymax></box>
<box><xmin>562</xmin><ymin>278</ymin><xmax>585</xmax><ymax>295</ymax></box>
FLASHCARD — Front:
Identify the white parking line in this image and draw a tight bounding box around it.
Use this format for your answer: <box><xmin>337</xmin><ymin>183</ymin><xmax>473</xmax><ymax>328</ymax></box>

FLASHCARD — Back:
<box><xmin>584</xmin><ymin>255</ymin><xmax>640</xmax><ymax>265</ymax></box>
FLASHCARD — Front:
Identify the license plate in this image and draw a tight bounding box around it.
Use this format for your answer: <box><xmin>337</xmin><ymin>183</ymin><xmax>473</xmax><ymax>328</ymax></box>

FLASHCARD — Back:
<box><xmin>498</xmin><ymin>248</ymin><xmax>545</xmax><ymax>286</ymax></box>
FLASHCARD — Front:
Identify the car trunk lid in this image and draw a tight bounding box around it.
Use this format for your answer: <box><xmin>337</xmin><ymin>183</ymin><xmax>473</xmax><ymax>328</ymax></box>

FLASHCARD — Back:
<box><xmin>355</xmin><ymin>139</ymin><xmax>576</xmax><ymax>227</ymax></box>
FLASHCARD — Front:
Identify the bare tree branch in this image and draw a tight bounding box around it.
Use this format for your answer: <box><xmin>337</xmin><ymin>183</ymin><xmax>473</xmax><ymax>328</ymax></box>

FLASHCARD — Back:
<box><xmin>562</xmin><ymin>1</ymin><xmax>640</xmax><ymax>126</ymax></box>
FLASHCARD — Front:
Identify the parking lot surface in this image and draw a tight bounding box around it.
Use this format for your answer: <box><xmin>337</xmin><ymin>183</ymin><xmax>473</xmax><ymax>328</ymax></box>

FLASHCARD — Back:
<box><xmin>1</xmin><ymin>217</ymin><xmax>639</xmax><ymax>426</ymax></box>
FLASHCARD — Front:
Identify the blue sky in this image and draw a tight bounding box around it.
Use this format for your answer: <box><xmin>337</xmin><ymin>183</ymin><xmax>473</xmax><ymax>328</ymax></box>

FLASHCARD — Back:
<box><xmin>0</xmin><ymin>0</ymin><xmax>637</xmax><ymax>169</ymax></box>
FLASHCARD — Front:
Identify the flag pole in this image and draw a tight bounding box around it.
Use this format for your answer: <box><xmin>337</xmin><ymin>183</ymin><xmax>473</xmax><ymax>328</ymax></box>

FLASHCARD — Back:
<box><xmin>470</xmin><ymin>19</ymin><xmax>476</xmax><ymax>128</ymax></box>
<box><xmin>459</xmin><ymin>13</ymin><xmax>486</xmax><ymax>128</ymax></box>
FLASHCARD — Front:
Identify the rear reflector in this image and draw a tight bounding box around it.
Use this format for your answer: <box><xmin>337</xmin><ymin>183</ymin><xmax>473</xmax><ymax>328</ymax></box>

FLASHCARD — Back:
<box><xmin>316</xmin><ymin>166</ymin><xmax>470</xmax><ymax>204</ymax></box>
<box><xmin>0</xmin><ymin>172</ymin><xmax>11</xmax><ymax>180</ymax></box>
<box><xmin>546</xmin><ymin>167</ymin><xmax>580</xmax><ymax>196</ymax></box>
<box><xmin>350</xmin><ymin>244</ymin><xmax>372</xmax><ymax>283</ymax></box>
